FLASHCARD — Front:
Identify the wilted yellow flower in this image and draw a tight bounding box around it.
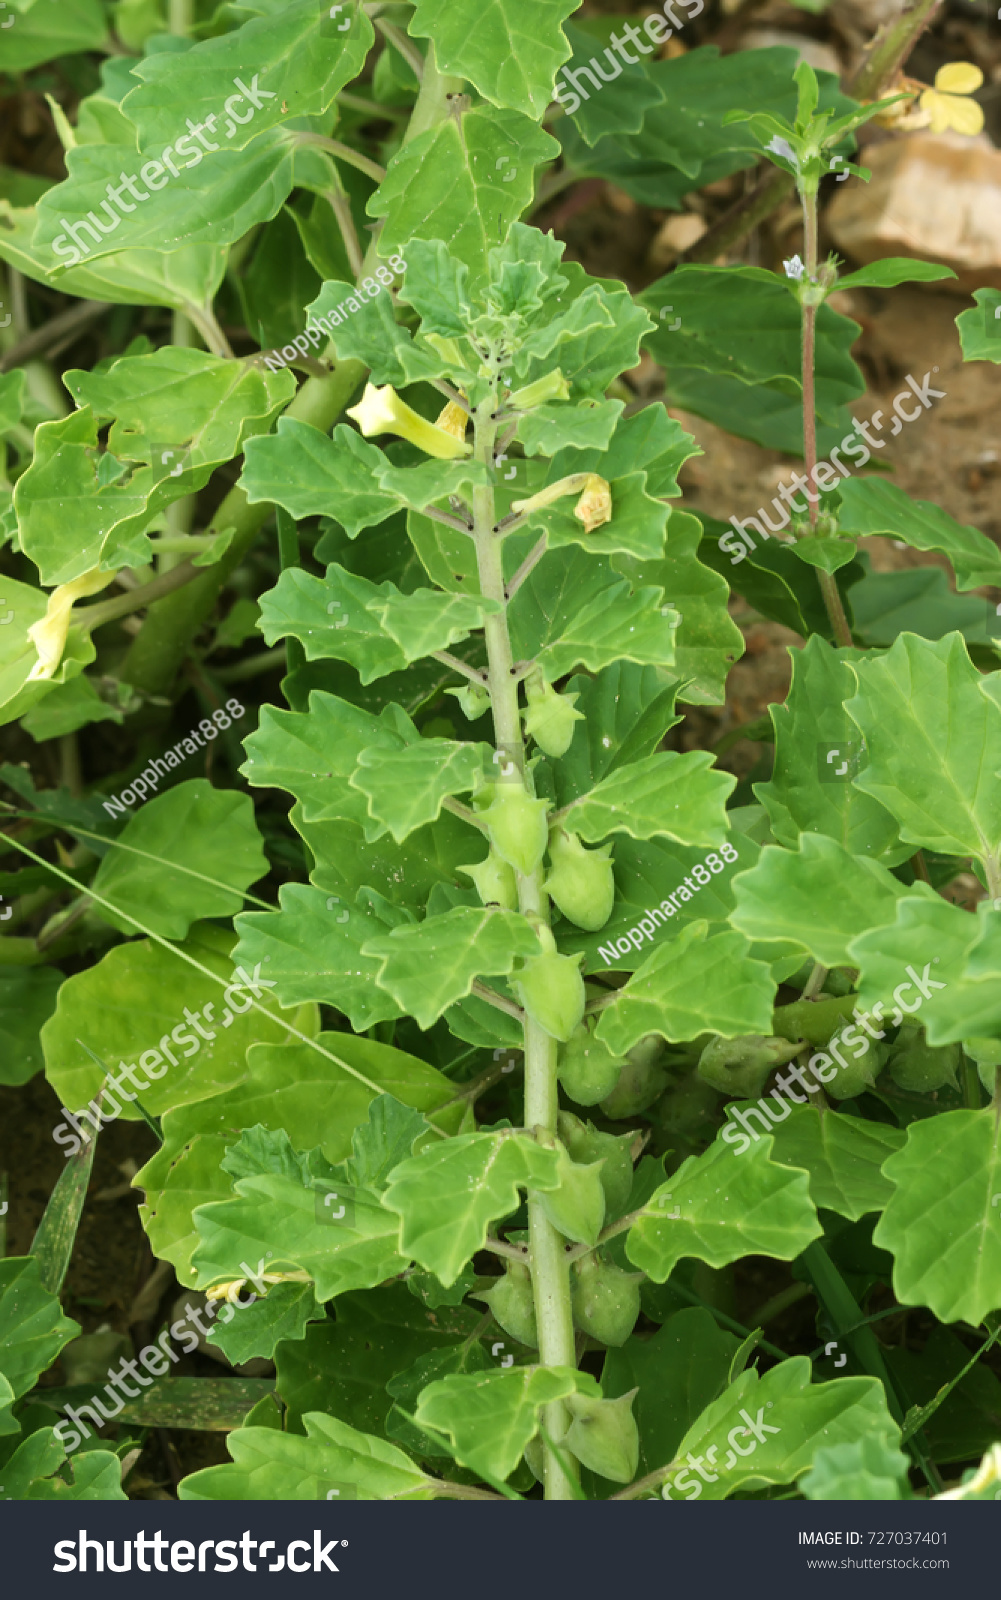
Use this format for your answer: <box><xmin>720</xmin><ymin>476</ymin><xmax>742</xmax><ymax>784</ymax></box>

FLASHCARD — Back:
<box><xmin>919</xmin><ymin>62</ymin><xmax>984</xmax><ymax>136</ymax></box>
<box><xmin>512</xmin><ymin>471</ymin><xmax>613</xmax><ymax>533</ymax></box>
<box><xmin>27</xmin><ymin>568</ymin><xmax>113</xmax><ymax>683</ymax></box>
<box><xmin>347</xmin><ymin>382</ymin><xmax>472</xmax><ymax>460</ymax></box>
<box><xmin>574</xmin><ymin>473</ymin><xmax>612</xmax><ymax>534</ymax></box>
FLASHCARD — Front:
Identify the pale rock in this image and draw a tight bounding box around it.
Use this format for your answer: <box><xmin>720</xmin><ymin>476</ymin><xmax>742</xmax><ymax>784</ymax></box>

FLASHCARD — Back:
<box><xmin>827</xmin><ymin>131</ymin><xmax>1001</xmax><ymax>292</ymax></box>
<box><xmin>740</xmin><ymin>28</ymin><xmax>841</xmax><ymax>77</ymax></box>
<box><xmin>647</xmin><ymin>210</ymin><xmax>707</xmax><ymax>271</ymax></box>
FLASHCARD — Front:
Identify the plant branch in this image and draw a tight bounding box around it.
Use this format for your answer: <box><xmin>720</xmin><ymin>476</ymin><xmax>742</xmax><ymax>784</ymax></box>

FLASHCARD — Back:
<box><xmin>0</xmin><ymin>299</ymin><xmax>109</xmax><ymax>373</ymax></box>
<box><xmin>679</xmin><ymin>163</ymin><xmax>795</xmax><ymax>266</ymax></box>
<box><xmin>323</xmin><ymin>184</ymin><xmax>364</xmax><ymax>279</ymax></box>
<box><xmin>483</xmin><ymin>1236</ymin><xmax>530</xmax><ymax>1264</ymax></box>
<box><xmin>442</xmin><ymin>796</ymin><xmax>486</xmax><ymax>830</ymax></box>
<box><xmin>73</xmin><ymin>560</ymin><xmax>200</xmax><ymax>633</ymax></box>
<box><xmin>294</xmin><ymin>133</ymin><xmax>387</xmax><ymax>184</ymax></box>
<box><xmin>423</xmin><ymin>505</ymin><xmax>474</xmax><ymax>534</ymax></box>
<box><xmin>374</xmin><ymin>17</ymin><xmax>426</xmax><ymax>81</ymax></box>
<box><xmin>504</xmin><ymin>536</ymin><xmax>547</xmax><ymax>600</ymax></box>
<box><xmin>470</xmin><ymin>980</ymin><xmax>524</xmax><ymax>1022</ymax></box>
<box><xmin>430</xmin><ymin>650</ymin><xmax>487</xmax><ymax>684</ymax></box>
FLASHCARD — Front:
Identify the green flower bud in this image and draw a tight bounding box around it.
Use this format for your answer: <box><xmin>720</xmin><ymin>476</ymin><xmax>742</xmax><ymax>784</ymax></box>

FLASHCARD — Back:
<box><xmin>446</xmin><ymin>682</ymin><xmax>491</xmax><ymax>721</ymax></box>
<box><xmin>481</xmin><ymin>784</ymin><xmax>550</xmax><ymax>877</ymax></box>
<box><xmin>557</xmin><ymin>1113</ymin><xmax>635</xmax><ymax>1217</ymax></box>
<box><xmin>537</xmin><ymin>1144</ymin><xmax>605</xmax><ymax>1246</ymax></box>
<box><xmin>885</xmin><ymin>1023</ymin><xmax>959</xmax><ymax>1094</ymax></box>
<box><xmin>471</xmin><ymin>1259</ymin><xmax>537</xmax><ymax>1348</ymax></box>
<box><xmin>564</xmin><ymin>1389</ymin><xmax>640</xmax><ymax>1484</ymax></box>
<box><xmin>544</xmin><ymin>829</ymin><xmax>615</xmax><ymax>931</ymax></box>
<box><xmin>506</xmin><ymin>368</ymin><xmax>570</xmax><ymax>409</ymax></box>
<box><xmin>571</xmin><ymin>1253</ymin><xmax>641</xmax><ymax>1347</ymax></box>
<box><xmin>599</xmin><ymin>1035</ymin><xmax>669</xmax><ymax>1118</ymax></box>
<box><xmin>557</xmin><ymin>1020</ymin><xmax>626</xmax><ymax>1105</ymax></box>
<box><xmin>698</xmin><ymin>1034</ymin><xmax>803</xmax><ymax>1099</ymax></box>
<box><xmin>457</xmin><ymin>850</ymin><xmax>518</xmax><ymax>911</ymax></box>
<box><xmin>510</xmin><ymin>949</ymin><xmax>585</xmax><ymax>1042</ymax></box>
<box><xmin>523</xmin><ymin>680</ymin><xmax>585</xmax><ymax>760</ymax></box>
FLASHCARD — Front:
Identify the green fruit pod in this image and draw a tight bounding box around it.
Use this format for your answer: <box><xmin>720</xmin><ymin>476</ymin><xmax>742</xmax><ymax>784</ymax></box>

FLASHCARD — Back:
<box><xmin>698</xmin><ymin>1034</ymin><xmax>803</xmax><ymax>1099</ymax></box>
<box><xmin>564</xmin><ymin>1390</ymin><xmax>640</xmax><ymax>1484</ymax></box>
<box><xmin>885</xmin><ymin>1023</ymin><xmax>959</xmax><ymax>1094</ymax></box>
<box><xmin>557</xmin><ymin>1021</ymin><xmax>625</xmax><ymax>1105</ymax></box>
<box><xmin>481</xmin><ymin>783</ymin><xmax>550</xmax><ymax>877</ymax></box>
<box><xmin>522</xmin><ymin>680</ymin><xmax>584</xmax><ymax>759</ymax></box>
<box><xmin>510</xmin><ymin>950</ymin><xmax>585</xmax><ymax>1042</ymax></box>
<box><xmin>598</xmin><ymin>1035</ymin><xmax>669</xmax><ymax>1118</ymax></box>
<box><xmin>824</xmin><ymin>1037</ymin><xmax>884</xmax><ymax>1101</ymax></box>
<box><xmin>557</xmin><ymin>1113</ymin><xmax>635</xmax><ymax>1217</ymax></box>
<box><xmin>545</xmin><ymin>830</ymin><xmax>614</xmax><ymax>931</ymax></box>
<box><xmin>471</xmin><ymin>1260</ymin><xmax>538</xmax><ymax>1348</ymax></box>
<box><xmin>537</xmin><ymin>1145</ymin><xmax>605</xmax><ymax>1246</ymax></box>
<box><xmin>456</xmin><ymin>849</ymin><xmax>519</xmax><ymax>911</ymax></box>
<box><xmin>571</xmin><ymin>1254</ymin><xmax>641</xmax><ymax>1346</ymax></box>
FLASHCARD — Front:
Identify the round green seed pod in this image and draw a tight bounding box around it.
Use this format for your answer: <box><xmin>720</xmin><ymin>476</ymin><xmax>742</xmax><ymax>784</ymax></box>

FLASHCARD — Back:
<box><xmin>545</xmin><ymin>830</ymin><xmax>615</xmax><ymax>931</ymax></box>
<box><xmin>558</xmin><ymin>1021</ymin><xmax>626</xmax><ymax>1106</ymax></box>
<box><xmin>823</xmin><ymin>1038</ymin><xmax>884</xmax><ymax>1101</ymax></box>
<box><xmin>571</xmin><ymin>1254</ymin><xmax>641</xmax><ymax>1347</ymax></box>
<box><xmin>557</xmin><ymin>1113</ymin><xmax>635</xmax><ymax>1217</ymax></box>
<box><xmin>537</xmin><ymin>1145</ymin><xmax>605</xmax><ymax>1246</ymax></box>
<box><xmin>456</xmin><ymin>850</ymin><xmax>519</xmax><ymax>911</ymax></box>
<box><xmin>564</xmin><ymin>1389</ymin><xmax>640</xmax><ymax>1484</ymax></box>
<box><xmin>510</xmin><ymin>950</ymin><xmax>586</xmax><ymax>1042</ymax></box>
<box><xmin>885</xmin><ymin>1023</ymin><xmax>959</xmax><ymax>1094</ymax></box>
<box><xmin>523</xmin><ymin>680</ymin><xmax>585</xmax><ymax>759</ymax></box>
<box><xmin>471</xmin><ymin>1259</ymin><xmax>537</xmax><ymax>1348</ymax></box>
<box><xmin>481</xmin><ymin>784</ymin><xmax>550</xmax><ymax>877</ymax></box>
<box><xmin>698</xmin><ymin>1034</ymin><xmax>803</xmax><ymax>1099</ymax></box>
<box><xmin>446</xmin><ymin>681</ymin><xmax>491</xmax><ymax>721</ymax></box>
<box><xmin>599</xmin><ymin>1035</ymin><xmax>669</xmax><ymax>1119</ymax></box>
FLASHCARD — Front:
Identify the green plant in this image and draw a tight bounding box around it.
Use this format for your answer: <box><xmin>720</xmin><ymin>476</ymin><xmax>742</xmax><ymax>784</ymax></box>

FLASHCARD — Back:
<box><xmin>2</xmin><ymin>0</ymin><xmax>1001</xmax><ymax>1508</ymax></box>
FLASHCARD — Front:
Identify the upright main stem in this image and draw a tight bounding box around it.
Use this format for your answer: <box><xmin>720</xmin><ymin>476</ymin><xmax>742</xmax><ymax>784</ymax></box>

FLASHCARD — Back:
<box><xmin>799</xmin><ymin>188</ymin><xmax>853</xmax><ymax>648</ymax></box>
<box><xmin>470</xmin><ymin>396</ymin><xmax>579</xmax><ymax>1501</ymax></box>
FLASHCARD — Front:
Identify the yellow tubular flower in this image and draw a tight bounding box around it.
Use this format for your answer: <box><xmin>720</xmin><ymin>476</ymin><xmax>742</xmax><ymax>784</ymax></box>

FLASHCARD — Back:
<box><xmin>919</xmin><ymin>62</ymin><xmax>984</xmax><ymax>136</ymax></box>
<box><xmin>27</xmin><ymin>567</ymin><xmax>114</xmax><ymax>682</ymax></box>
<box><xmin>347</xmin><ymin>382</ymin><xmax>472</xmax><ymax>459</ymax></box>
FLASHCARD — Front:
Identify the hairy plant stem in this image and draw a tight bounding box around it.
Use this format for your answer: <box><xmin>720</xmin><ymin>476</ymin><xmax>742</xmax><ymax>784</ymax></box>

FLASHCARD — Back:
<box><xmin>848</xmin><ymin>0</ymin><xmax>944</xmax><ymax>100</ymax></box>
<box><xmin>470</xmin><ymin>390</ymin><xmax>578</xmax><ymax>1501</ymax></box>
<box><xmin>799</xmin><ymin>187</ymin><xmax>853</xmax><ymax>649</ymax></box>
